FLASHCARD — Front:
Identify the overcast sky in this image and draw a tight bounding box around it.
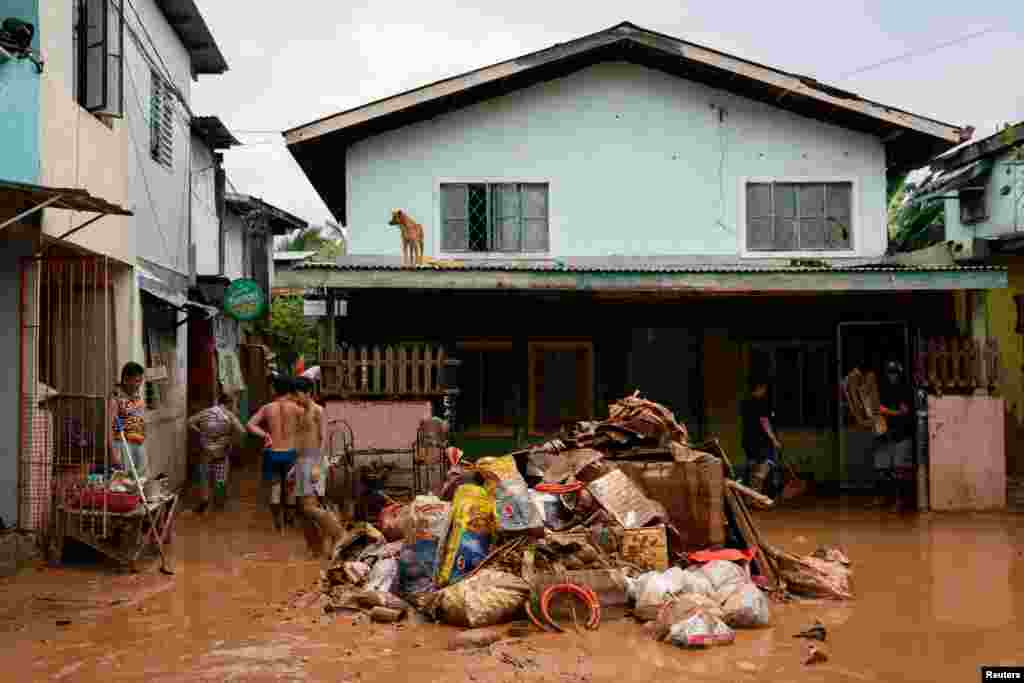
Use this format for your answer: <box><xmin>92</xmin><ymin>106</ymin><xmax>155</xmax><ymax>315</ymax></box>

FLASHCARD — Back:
<box><xmin>191</xmin><ymin>1</ymin><xmax>1023</xmax><ymax>227</ymax></box>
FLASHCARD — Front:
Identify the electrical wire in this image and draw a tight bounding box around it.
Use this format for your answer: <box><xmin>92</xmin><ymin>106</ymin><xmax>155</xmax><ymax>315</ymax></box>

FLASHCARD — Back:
<box><xmin>837</xmin><ymin>26</ymin><xmax>999</xmax><ymax>80</ymax></box>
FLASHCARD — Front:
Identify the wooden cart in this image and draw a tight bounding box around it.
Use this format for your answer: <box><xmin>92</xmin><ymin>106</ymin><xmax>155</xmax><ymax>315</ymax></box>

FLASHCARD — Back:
<box><xmin>52</xmin><ymin>491</ymin><xmax>179</xmax><ymax>573</ymax></box>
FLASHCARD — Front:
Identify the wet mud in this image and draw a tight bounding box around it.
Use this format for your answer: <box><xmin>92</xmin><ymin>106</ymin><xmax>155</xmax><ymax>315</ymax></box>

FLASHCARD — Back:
<box><xmin>2</xmin><ymin>466</ymin><xmax>1022</xmax><ymax>682</ymax></box>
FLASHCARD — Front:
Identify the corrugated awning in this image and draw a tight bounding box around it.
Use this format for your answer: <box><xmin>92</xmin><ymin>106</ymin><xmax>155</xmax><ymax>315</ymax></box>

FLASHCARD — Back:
<box><xmin>0</xmin><ymin>179</ymin><xmax>132</xmax><ymax>231</ymax></box>
<box><xmin>137</xmin><ymin>265</ymin><xmax>186</xmax><ymax>308</ymax></box>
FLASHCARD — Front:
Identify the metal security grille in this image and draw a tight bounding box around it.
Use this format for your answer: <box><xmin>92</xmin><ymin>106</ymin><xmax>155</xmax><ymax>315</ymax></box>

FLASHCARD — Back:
<box><xmin>19</xmin><ymin>255</ymin><xmax>114</xmax><ymax>539</ymax></box>
<box><xmin>441</xmin><ymin>183</ymin><xmax>549</xmax><ymax>253</ymax></box>
<box><xmin>746</xmin><ymin>182</ymin><xmax>852</xmax><ymax>251</ymax></box>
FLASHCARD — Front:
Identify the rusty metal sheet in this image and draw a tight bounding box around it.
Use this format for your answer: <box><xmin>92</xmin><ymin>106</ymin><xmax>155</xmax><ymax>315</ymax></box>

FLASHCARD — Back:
<box><xmin>585</xmin><ymin>468</ymin><xmax>665</xmax><ymax>529</ymax></box>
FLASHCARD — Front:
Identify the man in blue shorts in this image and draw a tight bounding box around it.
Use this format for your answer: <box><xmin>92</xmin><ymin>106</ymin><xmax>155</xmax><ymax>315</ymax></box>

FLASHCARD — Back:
<box><xmin>247</xmin><ymin>374</ymin><xmax>304</xmax><ymax>532</ymax></box>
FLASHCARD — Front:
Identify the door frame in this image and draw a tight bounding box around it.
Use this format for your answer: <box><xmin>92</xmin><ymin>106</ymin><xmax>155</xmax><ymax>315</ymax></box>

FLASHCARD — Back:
<box><xmin>836</xmin><ymin>320</ymin><xmax>911</xmax><ymax>490</ymax></box>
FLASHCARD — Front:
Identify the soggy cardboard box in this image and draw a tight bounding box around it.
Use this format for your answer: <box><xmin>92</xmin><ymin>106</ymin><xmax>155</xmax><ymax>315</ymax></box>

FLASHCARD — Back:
<box><xmin>620</xmin><ymin>525</ymin><xmax>669</xmax><ymax>572</ymax></box>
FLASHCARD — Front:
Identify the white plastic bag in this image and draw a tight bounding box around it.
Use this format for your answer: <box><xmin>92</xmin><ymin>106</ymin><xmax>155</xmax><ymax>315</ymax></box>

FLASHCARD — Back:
<box><xmin>677</xmin><ymin>567</ymin><xmax>714</xmax><ymax>597</ymax></box>
<box><xmin>636</xmin><ymin>567</ymin><xmax>688</xmax><ymax>610</ymax></box>
<box><xmin>700</xmin><ymin>559</ymin><xmax>747</xmax><ymax>592</ymax></box>
<box><xmin>720</xmin><ymin>582</ymin><xmax>771</xmax><ymax>628</ymax></box>
<box><xmin>626</xmin><ymin>571</ymin><xmax>657</xmax><ymax>604</ymax></box>
<box><xmin>365</xmin><ymin>558</ymin><xmax>399</xmax><ymax>594</ymax></box>
<box><xmin>667</xmin><ymin>608</ymin><xmax>735</xmax><ymax>648</ymax></box>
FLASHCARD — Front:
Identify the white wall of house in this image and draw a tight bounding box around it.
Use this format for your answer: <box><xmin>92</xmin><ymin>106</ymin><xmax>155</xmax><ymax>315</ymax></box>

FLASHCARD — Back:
<box><xmin>191</xmin><ymin>135</ymin><xmax>220</xmax><ymax>276</ymax></box>
<box><xmin>346</xmin><ymin>61</ymin><xmax>888</xmax><ymax>260</ymax></box>
<box><xmin>222</xmin><ymin>211</ymin><xmax>246</xmax><ymax>282</ymax></box>
<box><xmin>124</xmin><ymin>0</ymin><xmax>193</xmax><ymax>277</ymax></box>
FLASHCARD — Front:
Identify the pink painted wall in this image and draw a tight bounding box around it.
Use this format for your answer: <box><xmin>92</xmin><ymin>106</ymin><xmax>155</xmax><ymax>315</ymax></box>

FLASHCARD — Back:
<box><xmin>322</xmin><ymin>400</ymin><xmax>433</xmax><ymax>451</ymax></box>
<box><xmin>928</xmin><ymin>396</ymin><xmax>1006</xmax><ymax>511</ymax></box>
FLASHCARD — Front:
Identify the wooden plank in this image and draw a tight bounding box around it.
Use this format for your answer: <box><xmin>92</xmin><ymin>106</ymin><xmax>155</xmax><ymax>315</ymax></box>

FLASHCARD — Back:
<box><xmin>423</xmin><ymin>346</ymin><xmax>434</xmax><ymax>393</ymax></box>
<box><xmin>410</xmin><ymin>345</ymin><xmax>420</xmax><ymax>394</ymax></box>
<box><xmin>276</xmin><ymin>266</ymin><xmax>1008</xmax><ymax>293</ymax></box>
<box><xmin>359</xmin><ymin>346</ymin><xmax>369</xmax><ymax>393</ymax></box>
<box><xmin>398</xmin><ymin>347</ymin><xmax>407</xmax><ymax>394</ymax></box>
<box><xmin>372</xmin><ymin>345</ymin><xmax>382</xmax><ymax>394</ymax></box>
<box><xmin>384</xmin><ymin>346</ymin><xmax>394</xmax><ymax>394</ymax></box>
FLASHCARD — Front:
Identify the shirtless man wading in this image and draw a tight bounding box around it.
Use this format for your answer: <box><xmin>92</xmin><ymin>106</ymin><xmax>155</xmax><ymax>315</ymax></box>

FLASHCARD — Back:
<box><xmin>292</xmin><ymin>377</ymin><xmax>345</xmax><ymax>559</ymax></box>
<box><xmin>247</xmin><ymin>375</ymin><xmax>305</xmax><ymax>531</ymax></box>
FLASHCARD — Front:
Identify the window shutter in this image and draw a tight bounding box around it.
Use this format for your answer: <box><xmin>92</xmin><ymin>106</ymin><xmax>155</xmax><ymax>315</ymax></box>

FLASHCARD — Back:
<box><xmin>83</xmin><ymin>0</ymin><xmax>107</xmax><ymax>112</ymax></box>
<box><xmin>150</xmin><ymin>70</ymin><xmax>174</xmax><ymax>167</ymax></box>
<box><xmin>441</xmin><ymin>184</ymin><xmax>469</xmax><ymax>251</ymax></box>
<box><xmin>492</xmin><ymin>183</ymin><xmax>521</xmax><ymax>252</ymax></box>
<box><xmin>102</xmin><ymin>0</ymin><xmax>124</xmax><ymax>117</ymax></box>
<box><xmin>521</xmin><ymin>183</ymin><xmax>549</xmax><ymax>252</ymax></box>
<box><xmin>825</xmin><ymin>183</ymin><xmax>852</xmax><ymax>249</ymax></box>
<box><xmin>746</xmin><ymin>183</ymin><xmax>773</xmax><ymax>251</ymax></box>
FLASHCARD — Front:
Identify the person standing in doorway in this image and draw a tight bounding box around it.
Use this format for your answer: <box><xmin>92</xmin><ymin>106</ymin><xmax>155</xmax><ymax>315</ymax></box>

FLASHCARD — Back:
<box><xmin>870</xmin><ymin>361</ymin><xmax>914</xmax><ymax>511</ymax></box>
<box><xmin>292</xmin><ymin>376</ymin><xmax>346</xmax><ymax>559</ymax></box>
<box><xmin>741</xmin><ymin>376</ymin><xmax>783</xmax><ymax>495</ymax></box>
<box><xmin>110</xmin><ymin>362</ymin><xmax>147</xmax><ymax>478</ymax></box>
<box><xmin>247</xmin><ymin>374</ymin><xmax>304</xmax><ymax>531</ymax></box>
<box><xmin>188</xmin><ymin>394</ymin><xmax>245</xmax><ymax>514</ymax></box>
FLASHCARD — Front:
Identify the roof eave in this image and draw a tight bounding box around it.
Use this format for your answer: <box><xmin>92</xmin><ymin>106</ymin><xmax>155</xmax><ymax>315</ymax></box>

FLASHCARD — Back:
<box><xmin>283</xmin><ymin>23</ymin><xmax>963</xmax><ymax>147</ymax></box>
<box><xmin>155</xmin><ymin>0</ymin><xmax>229</xmax><ymax>76</ymax></box>
<box><xmin>931</xmin><ymin>122</ymin><xmax>1024</xmax><ymax>173</ymax></box>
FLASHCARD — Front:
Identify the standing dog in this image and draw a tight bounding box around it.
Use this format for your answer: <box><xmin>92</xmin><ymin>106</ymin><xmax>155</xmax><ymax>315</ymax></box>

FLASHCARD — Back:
<box><xmin>388</xmin><ymin>209</ymin><xmax>424</xmax><ymax>267</ymax></box>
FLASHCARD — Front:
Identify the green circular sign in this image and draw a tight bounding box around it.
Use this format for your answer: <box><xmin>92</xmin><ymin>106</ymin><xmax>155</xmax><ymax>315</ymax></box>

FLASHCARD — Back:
<box><xmin>223</xmin><ymin>278</ymin><xmax>267</xmax><ymax>321</ymax></box>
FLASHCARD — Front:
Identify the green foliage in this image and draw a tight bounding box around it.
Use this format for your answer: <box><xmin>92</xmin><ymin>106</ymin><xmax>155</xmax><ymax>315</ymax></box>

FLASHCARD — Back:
<box><xmin>280</xmin><ymin>222</ymin><xmax>346</xmax><ymax>259</ymax></box>
<box><xmin>887</xmin><ymin>171</ymin><xmax>945</xmax><ymax>252</ymax></box>
<box><xmin>252</xmin><ymin>295</ymin><xmax>318</xmax><ymax>374</ymax></box>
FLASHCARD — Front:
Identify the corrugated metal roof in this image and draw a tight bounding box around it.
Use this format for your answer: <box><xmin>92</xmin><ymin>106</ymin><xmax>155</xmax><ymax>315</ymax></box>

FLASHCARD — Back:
<box><xmin>273</xmin><ymin>250</ymin><xmax>317</xmax><ymax>262</ymax></box>
<box><xmin>294</xmin><ymin>261</ymin><xmax>1004</xmax><ymax>274</ymax></box>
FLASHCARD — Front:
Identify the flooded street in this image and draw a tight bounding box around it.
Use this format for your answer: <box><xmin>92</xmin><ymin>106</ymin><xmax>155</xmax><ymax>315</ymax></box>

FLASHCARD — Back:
<box><xmin>2</xmin><ymin>465</ymin><xmax>1021</xmax><ymax>682</ymax></box>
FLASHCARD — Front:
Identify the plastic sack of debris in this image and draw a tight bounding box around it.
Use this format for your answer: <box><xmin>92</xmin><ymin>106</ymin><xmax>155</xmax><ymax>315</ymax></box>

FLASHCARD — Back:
<box><xmin>365</xmin><ymin>557</ymin><xmax>399</xmax><ymax>594</ymax></box>
<box><xmin>634</xmin><ymin>567</ymin><xmax>688</xmax><ymax>610</ymax></box>
<box><xmin>434</xmin><ymin>569</ymin><xmax>531</xmax><ymax>628</ymax></box>
<box><xmin>436</xmin><ymin>484</ymin><xmax>496</xmax><ymax>587</ymax></box>
<box><xmin>769</xmin><ymin>545</ymin><xmax>854</xmax><ymax>600</ymax></box>
<box><xmin>651</xmin><ymin>594</ymin><xmax>724</xmax><ymax>636</ymax></box>
<box><xmin>667</xmin><ymin>608</ymin><xmax>736</xmax><ymax>649</ymax></box>
<box><xmin>396</xmin><ymin>497</ymin><xmax>452</xmax><ymax>595</ymax></box>
<box><xmin>720</xmin><ymin>582</ymin><xmax>771</xmax><ymax>628</ymax></box>
<box><xmin>699</xmin><ymin>559</ymin><xmax>749</xmax><ymax>599</ymax></box>
<box><xmin>475</xmin><ymin>455</ymin><xmax>543</xmax><ymax>533</ymax></box>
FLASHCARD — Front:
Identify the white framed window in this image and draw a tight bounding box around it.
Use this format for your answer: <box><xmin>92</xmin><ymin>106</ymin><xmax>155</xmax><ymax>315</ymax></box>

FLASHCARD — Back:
<box><xmin>743</xmin><ymin>180</ymin><xmax>854</xmax><ymax>253</ymax></box>
<box><xmin>150</xmin><ymin>69</ymin><xmax>174</xmax><ymax>168</ymax></box>
<box><xmin>439</xmin><ymin>182</ymin><xmax>549</xmax><ymax>254</ymax></box>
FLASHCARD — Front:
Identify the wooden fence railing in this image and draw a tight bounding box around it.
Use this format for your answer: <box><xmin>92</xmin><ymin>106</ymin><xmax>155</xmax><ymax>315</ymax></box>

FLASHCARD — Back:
<box><xmin>319</xmin><ymin>345</ymin><xmax>447</xmax><ymax>398</ymax></box>
<box><xmin>913</xmin><ymin>336</ymin><xmax>1001</xmax><ymax>395</ymax></box>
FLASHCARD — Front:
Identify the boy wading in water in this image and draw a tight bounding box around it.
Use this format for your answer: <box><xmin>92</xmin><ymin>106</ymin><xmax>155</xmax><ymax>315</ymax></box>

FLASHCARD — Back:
<box><xmin>292</xmin><ymin>377</ymin><xmax>346</xmax><ymax>559</ymax></box>
<box><xmin>247</xmin><ymin>375</ymin><xmax>305</xmax><ymax>531</ymax></box>
<box><xmin>111</xmin><ymin>362</ymin><xmax>147</xmax><ymax>477</ymax></box>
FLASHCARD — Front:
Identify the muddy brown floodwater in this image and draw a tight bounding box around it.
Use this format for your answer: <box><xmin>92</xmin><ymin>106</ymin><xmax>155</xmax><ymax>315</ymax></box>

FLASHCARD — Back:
<box><xmin>1</xmin><ymin>465</ymin><xmax>1021</xmax><ymax>682</ymax></box>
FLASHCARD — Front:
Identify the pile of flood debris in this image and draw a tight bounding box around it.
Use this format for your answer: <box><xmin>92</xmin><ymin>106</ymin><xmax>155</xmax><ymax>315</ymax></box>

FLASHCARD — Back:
<box><xmin>319</xmin><ymin>392</ymin><xmax>853</xmax><ymax>650</ymax></box>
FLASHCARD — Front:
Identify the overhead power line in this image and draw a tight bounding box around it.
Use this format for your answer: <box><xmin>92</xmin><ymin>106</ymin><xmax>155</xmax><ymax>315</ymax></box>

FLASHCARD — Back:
<box><xmin>837</xmin><ymin>26</ymin><xmax>999</xmax><ymax>79</ymax></box>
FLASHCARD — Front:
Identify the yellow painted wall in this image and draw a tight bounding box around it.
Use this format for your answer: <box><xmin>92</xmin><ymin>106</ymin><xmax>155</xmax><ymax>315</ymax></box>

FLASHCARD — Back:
<box><xmin>986</xmin><ymin>256</ymin><xmax>1024</xmax><ymax>475</ymax></box>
